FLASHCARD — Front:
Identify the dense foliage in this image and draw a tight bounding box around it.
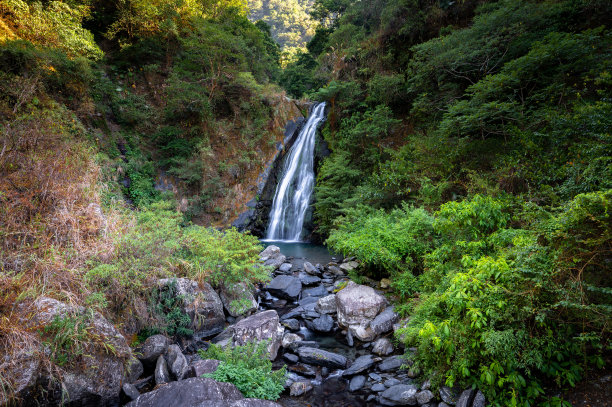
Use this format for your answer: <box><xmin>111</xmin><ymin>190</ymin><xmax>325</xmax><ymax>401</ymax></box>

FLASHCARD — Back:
<box><xmin>291</xmin><ymin>0</ymin><xmax>612</xmax><ymax>404</ymax></box>
<box><xmin>198</xmin><ymin>342</ymin><xmax>286</xmax><ymax>400</ymax></box>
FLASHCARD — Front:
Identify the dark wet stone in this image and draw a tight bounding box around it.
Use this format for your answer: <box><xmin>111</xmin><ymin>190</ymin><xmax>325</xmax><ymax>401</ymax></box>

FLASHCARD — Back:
<box><xmin>288</xmin><ymin>341</ymin><xmax>319</xmax><ymax>351</ymax></box>
<box><xmin>290</xmin><ymin>381</ymin><xmax>313</xmax><ymax>396</ymax></box>
<box><xmin>137</xmin><ymin>335</ymin><xmax>170</xmax><ymax>367</ymax></box>
<box><xmin>349</xmin><ymin>375</ymin><xmax>366</xmax><ymax>392</ymax></box>
<box><xmin>155</xmin><ymin>355</ymin><xmax>171</xmax><ymax>385</ymax></box>
<box><xmin>472</xmin><ymin>391</ymin><xmax>486</xmax><ymax>407</ymax></box>
<box><xmin>307</xmin><ymin>314</ymin><xmax>334</xmax><ymax>333</ymax></box>
<box><xmin>288</xmin><ymin>364</ymin><xmax>317</xmax><ymax>377</ymax></box>
<box><xmin>380</xmin><ymin>384</ymin><xmax>418</xmax><ymax>405</ymax></box>
<box><xmin>189</xmin><ymin>359</ymin><xmax>220</xmax><ymax>378</ymax></box>
<box><xmin>372</xmin><ymin>383</ymin><xmax>386</xmax><ymax>392</ymax></box>
<box><xmin>369</xmin><ymin>373</ymin><xmax>382</xmax><ymax>381</ymax></box>
<box><xmin>303</xmin><ymin>262</ymin><xmax>318</xmax><ymax>275</ymax></box>
<box><xmin>122</xmin><ymin>383</ymin><xmax>140</xmax><ymax>401</ymax></box>
<box><xmin>385</xmin><ymin>379</ymin><xmax>401</xmax><ymax>387</ymax></box>
<box><xmin>416</xmin><ymin>390</ymin><xmax>435</xmax><ymax>404</ymax></box>
<box><xmin>279</xmin><ymin>263</ymin><xmax>293</xmax><ymax>273</ymax></box>
<box><xmin>299</xmin><ymin>273</ymin><xmax>322</xmax><ymax>286</ymax></box>
<box><xmin>346</xmin><ymin>330</ymin><xmax>354</xmax><ymax>347</ymax></box>
<box><xmin>281</xmin><ymin>318</ymin><xmax>300</xmax><ymax>331</ymax></box>
<box><xmin>297</xmin><ymin>347</ymin><xmax>347</xmax><ymax>369</ymax></box>
<box><xmin>343</xmin><ymin>355</ymin><xmax>376</xmax><ymax>376</ymax></box>
<box><xmin>266</xmin><ymin>275</ymin><xmax>302</xmax><ymax>300</ymax></box>
<box><xmin>379</xmin><ymin>355</ymin><xmax>405</xmax><ymax>372</ymax></box>
<box><xmin>370</xmin><ymin>307</ymin><xmax>398</xmax><ymax>335</ymax></box>
<box><xmin>456</xmin><ymin>389</ymin><xmax>476</xmax><ymax>407</ymax></box>
<box><xmin>440</xmin><ymin>386</ymin><xmax>458</xmax><ymax>404</ymax></box>
<box><xmin>298</xmin><ymin>296</ymin><xmax>319</xmax><ymax>307</ymax></box>
<box><xmin>302</xmin><ymin>285</ymin><xmax>328</xmax><ymax>299</ymax></box>
<box><xmin>284</xmin><ymin>353</ymin><xmax>299</xmax><ymax>364</ymax></box>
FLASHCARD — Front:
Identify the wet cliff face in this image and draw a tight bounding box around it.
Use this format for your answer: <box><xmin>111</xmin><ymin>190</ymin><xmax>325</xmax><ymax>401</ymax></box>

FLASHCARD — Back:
<box><xmin>233</xmin><ymin>103</ymin><xmax>330</xmax><ymax>241</ymax></box>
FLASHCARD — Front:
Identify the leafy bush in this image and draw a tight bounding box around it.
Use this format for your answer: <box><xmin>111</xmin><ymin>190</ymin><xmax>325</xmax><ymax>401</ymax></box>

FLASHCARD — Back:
<box><xmin>150</xmin><ymin>279</ymin><xmax>193</xmax><ymax>337</ymax></box>
<box><xmin>198</xmin><ymin>342</ymin><xmax>285</xmax><ymax>400</ymax></box>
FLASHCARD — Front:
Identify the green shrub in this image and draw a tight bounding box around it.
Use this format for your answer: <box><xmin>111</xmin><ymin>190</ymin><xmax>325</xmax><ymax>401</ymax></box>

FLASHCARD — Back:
<box><xmin>150</xmin><ymin>279</ymin><xmax>193</xmax><ymax>337</ymax></box>
<box><xmin>198</xmin><ymin>342</ymin><xmax>285</xmax><ymax>400</ymax></box>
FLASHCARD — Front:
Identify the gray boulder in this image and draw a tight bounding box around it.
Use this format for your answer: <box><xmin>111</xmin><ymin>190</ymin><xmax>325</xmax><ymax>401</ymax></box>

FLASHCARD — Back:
<box><xmin>315</xmin><ymin>294</ymin><xmax>337</xmax><ymax>314</ymax></box>
<box><xmin>336</xmin><ymin>282</ymin><xmax>387</xmax><ymax>341</ymax></box>
<box><xmin>472</xmin><ymin>390</ymin><xmax>486</xmax><ymax>407</ymax></box>
<box><xmin>266</xmin><ymin>275</ymin><xmax>302</xmax><ymax>300</ymax></box>
<box><xmin>260</xmin><ymin>246</ymin><xmax>287</xmax><ymax>269</ymax></box>
<box><xmin>297</xmin><ymin>347</ymin><xmax>347</xmax><ymax>369</ymax></box>
<box><xmin>282</xmin><ymin>333</ymin><xmax>302</xmax><ymax>348</ymax></box>
<box><xmin>380</xmin><ymin>384</ymin><xmax>418</xmax><ymax>405</ymax></box>
<box><xmin>416</xmin><ymin>390</ymin><xmax>435</xmax><ymax>404</ymax></box>
<box><xmin>349</xmin><ymin>375</ymin><xmax>366</xmax><ymax>392</ymax></box>
<box><xmin>440</xmin><ymin>386</ymin><xmax>458</xmax><ymax>404</ymax></box>
<box><xmin>125</xmin><ymin>377</ymin><xmax>281</xmax><ymax>407</ymax></box>
<box><xmin>307</xmin><ymin>314</ymin><xmax>334</xmax><ymax>333</ymax></box>
<box><xmin>165</xmin><ymin>345</ymin><xmax>188</xmax><ymax>380</ymax></box>
<box><xmin>137</xmin><ymin>334</ymin><xmax>170</xmax><ymax>366</ymax></box>
<box><xmin>122</xmin><ymin>383</ymin><xmax>140</xmax><ymax>401</ymax></box>
<box><xmin>302</xmin><ymin>285</ymin><xmax>328</xmax><ymax>299</ymax></box>
<box><xmin>233</xmin><ymin>310</ymin><xmax>284</xmax><ymax>360</ymax></box>
<box><xmin>290</xmin><ymin>381</ymin><xmax>313</xmax><ymax>396</ymax></box>
<box><xmin>456</xmin><ymin>389</ymin><xmax>476</xmax><ymax>407</ymax></box>
<box><xmin>342</xmin><ymin>355</ymin><xmax>376</xmax><ymax>377</ymax></box>
<box><xmin>372</xmin><ymin>337</ymin><xmax>394</xmax><ymax>356</ymax></box>
<box><xmin>155</xmin><ymin>355</ymin><xmax>171</xmax><ymax>385</ymax></box>
<box><xmin>220</xmin><ymin>282</ymin><xmax>258</xmax><ymax>317</ymax></box>
<box><xmin>299</xmin><ymin>273</ymin><xmax>322</xmax><ymax>286</ymax></box>
<box><xmin>303</xmin><ymin>262</ymin><xmax>318</xmax><ymax>275</ymax></box>
<box><xmin>378</xmin><ymin>355</ymin><xmax>405</xmax><ymax>372</ymax></box>
<box><xmin>279</xmin><ymin>263</ymin><xmax>293</xmax><ymax>273</ymax></box>
<box><xmin>339</xmin><ymin>261</ymin><xmax>360</xmax><ymax>272</ymax></box>
<box><xmin>370</xmin><ymin>307</ymin><xmax>399</xmax><ymax>335</ymax></box>
<box><xmin>189</xmin><ymin>359</ymin><xmax>220</xmax><ymax>378</ymax></box>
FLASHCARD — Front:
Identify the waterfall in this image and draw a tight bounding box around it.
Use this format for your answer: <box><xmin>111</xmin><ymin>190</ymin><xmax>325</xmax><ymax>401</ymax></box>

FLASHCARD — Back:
<box><xmin>265</xmin><ymin>102</ymin><xmax>326</xmax><ymax>241</ymax></box>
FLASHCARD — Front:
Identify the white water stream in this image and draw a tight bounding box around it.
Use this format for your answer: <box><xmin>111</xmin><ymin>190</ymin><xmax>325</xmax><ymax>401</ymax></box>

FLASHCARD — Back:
<box><xmin>265</xmin><ymin>102</ymin><xmax>326</xmax><ymax>241</ymax></box>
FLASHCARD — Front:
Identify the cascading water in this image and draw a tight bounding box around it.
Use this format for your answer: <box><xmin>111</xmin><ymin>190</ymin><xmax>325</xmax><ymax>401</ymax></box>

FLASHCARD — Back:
<box><xmin>265</xmin><ymin>102</ymin><xmax>326</xmax><ymax>241</ymax></box>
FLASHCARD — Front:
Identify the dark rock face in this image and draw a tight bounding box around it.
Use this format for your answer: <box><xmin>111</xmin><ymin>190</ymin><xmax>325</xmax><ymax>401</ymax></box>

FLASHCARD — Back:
<box><xmin>372</xmin><ymin>337</ymin><xmax>394</xmax><ymax>356</ymax></box>
<box><xmin>343</xmin><ymin>355</ymin><xmax>376</xmax><ymax>377</ymax></box>
<box><xmin>380</xmin><ymin>384</ymin><xmax>418</xmax><ymax>405</ymax></box>
<box><xmin>456</xmin><ymin>389</ymin><xmax>476</xmax><ymax>407</ymax></box>
<box><xmin>155</xmin><ymin>355</ymin><xmax>171</xmax><ymax>385</ymax></box>
<box><xmin>297</xmin><ymin>347</ymin><xmax>348</xmax><ymax>369</ymax></box>
<box><xmin>440</xmin><ymin>386</ymin><xmax>458</xmax><ymax>404</ymax></box>
<box><xmin>370</xmin><ymin>306</ymin><xmax>399</xmax><ymax>335</ymax></box>
<box><xmin>165</xmin><ymin>344</ymin><xmax>188</xmax><ymax>380</ymax></box>
<box><xmin>125</xmin><ymin>377</ymin><xmax>281</xmax><ymax>407</ymax></box>
<box><xmin>302</xmin><ymin>285</ymin><xmax>328</xmax><ymax>299</ymax></box>
<box><xmin>138</xmin><ymin>335</ymin><xmax>170</xmax><ymax>366</ymax></box>
<box><xmin>266</xmin><ymin>275</ymin><xmax>302</xmax><ymax>300</ymax></box>
<box><xmin>307</xmin><ymin>314</ymin><xmax>334</xmax><ymax>333</ymax></box>
<box><xmin>122</xmin><ymin>383</ymin><xmax>140</xmax><ymax>401</ymax></box>
<box><xmin>416</xmin><ymin>390</ymin><xmax>435</xmax><ymax>404</ymax></box>
<box><xmin>189</xmin><ymin>359</ymin><xmax>220</xmax><ymax>378</ymax></box>
<box><xmin>472</xmin><ymin>390</ymin><xmax>486</xmax><ymax>407</ymax></box>
<box><xmin>378</xmin><ymin>356</ymin><xmax>405</xmax><ymax>372</ymax></box>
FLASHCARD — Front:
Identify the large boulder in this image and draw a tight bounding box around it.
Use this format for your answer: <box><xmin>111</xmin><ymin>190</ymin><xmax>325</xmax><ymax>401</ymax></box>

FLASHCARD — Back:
<box><xmin>158</xmin><ymin>278</ymin><xmax>225</xmax><ymax>338</ymax></box>
<box><xmin>380</xmin><ymin>384</ymin><xmax>418</xmax><ymax>405</ymax></box>
<box><xmin>370</xmin><ymin>306</ymin><xmax>399</xmax><ymax>335</ymax></box>
<box><xmin>219</xmin><ymin>282</ymin><xmax>258</xmax><ymax>317</ymax></box>
<box><xmin>233</xmin><ymin>310</ymin><xmax>284</xmax><ymax>360</ymax></box>
<box><xmin>336</xmin><ymin>282</ymin><xmax>387</xmax><ymax>341</ymax></box>
<box><xmin>126</xmin><ymin>377</ymin><xmax>281</xmax><ymax>407</ymax></box>
<box><xmin>297</xmin><ymin>347</ymin><xmax>347</xmax><ymax>369</ymax></box>
<box><xmin>265</xmin><ymin>275</ymin><xmax>302</xmax><ymax>300</ymax></box>
<box><xmin>18</xmin><ymin>297</ymin><xmax>136</xmax><ymax>405</ymax></box>
<box><xmin>260</xmin><ymin>246</ymin><xmax>286</xmax><ymax>269</ymax></box>
<box><xmin>137</xmin><ymin>334</ymin><xmax>170</xmax><ymax>367</ymax></box>
<box><xmin>315</xmin><ymin>294</ymin><xmax>337</xmax><ymax>314</ymax></box>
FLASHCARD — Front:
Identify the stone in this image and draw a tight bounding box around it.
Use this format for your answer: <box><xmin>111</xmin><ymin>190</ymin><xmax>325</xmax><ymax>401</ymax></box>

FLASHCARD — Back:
<box><xmin>283</xmin><ymin>353</ymin><xmax>299</xmax><ymax>364</ymax></box>
<box><xmin>439</xmin><ymin>404</ymin><xmax>451</xmax><ymax>407</ymax></box>
<box><xmin>158</xmin><ymin>278</ymin><xmax>225</xmax><ymax>337</ymax></box>
<box><xmin>220</xmin><ymin>282</ymin><xmax>258</xmax><ymax>317</ymax></box>
<box><xmin>372</xmin><ymin>337</ymin><xmax>394</xmax><ymax>356</ymax></box>
<box><xmin>288</xmin><ymin>364</ymin><xmax>317</xmax><ymax>377</ymax></box>
<box><xmin>308</xmin><ymin>314</ymin><xmax>334</xmax><ymax>333</ymax></box>
<box><xmin>380</xmin><ymin>278</ymin><xmax>391</xmax><ymax>289</ymax></box>
<box><xmin>380</xmin><ymin>384</ymin><xmax>418</xmax><ymax>405</ymax></box>
<box><xmin>155</xmin><ymin>355</ymin><xmax>171</xmax><ymax>385</ymax></box>
<box><xmin>336</xmin><ymin>282</ymin><xmax>387</xmax><ymax>341</ymax></box>
<box><xmin>439</xmin><ymin>386</ymin><xmax>458</xmax><ymax>405</ymax></box>
<box><xmin>349</xmin><ymin>375</ymin><xmax>366</xmax><ymax>392</ymax></box>
<box><xmin>298</xmin><ymin>296</ymin><xmax>319</xmax><ymax>307</ymax></box>
<box><xmin>165</xmin><ymin>344</ymin><xmax>188</xmax><ymax>380</ymax></box>
<box><xmin>472</xmin><ymin>391</ymin><xmax>486</xmax><ymax>407</ymax></box>
<box><xmin>369</xmin><ymin>373</ymin><xmax>382</xmax><ymax>381</ymax></box>
<box><xmin>125</xmin><ymin>356</ymin><xmax>144</xmax><ymax>383</ymax></box>
<box><xmin>290</xmin><ymin>381</ymin><xmax>313</xmax><ymax>396</ymax></box>
<box><xmin>282</xmin><ymin>333</ymin><xmax>303</xmax><ymax>348</ymax></box>
<box><xmin>421</xmin><ymin>380</ymin><xmax>431</xmax><ymax>391</ymax></box>
<box><xmin>327</xmin><ymin>265</ymin><xmax>344</xmax><ymax>276</ymax></box>
<box><xmin>456</xmin><ymin>389</ymin><xmax>476</xmax><ymax>407</ymax></box>
<box><xmin>259</xmin><ymin>245</ymin><xmax>280</xmax><ymax>261</ymax></box>
<box><xmin>233</xmin><ymin>310</ymin><xmax>284</xmax><ymax>360</ymax></box>
<box><xmin>279</xmin><ymin>263</ymin><xmax>293</xmax><ymax>273</ymax></box>
<box><xmin>302</xmin><ymin>285</ymin><xmax>328</xmax><ymax>299</ymax></box>
<box><xmin>343</xmin><ymin>355</ymin><xmax>376</xmax><ymax>376</ymax></box>
<box><xmin>315</xmin><ymin>294</ymin><xmax>337</xmax><ymax>314</ymax></box>
<box><xmin>0</xmin><ymin>347</ymin><xmax>40</xmax><ymax>405</ymax></box>
<box><xmin>297</xmin><ymin>347</ymin><xmax>347</xmax><ymax>369</ymax></box>
<box><xmin>264</xmin><ymin>254</ymin><xmax>287</xmax><ymax>269</ymax></box>
<box><xmin>385</xmin><ymin>379</ymin><xmax>401</xmax><ymax>387</ymax></box>
<box><xmin>137</xmin><ymin>334</ymin><xmax>170</xmax><ymax>366</ymax></box>
<box><xmin>299</xmin><ymin>273</ymin><xmax>322</xmax><ymax>286</ymax></box>
<box><xmin>122</xmin><ymin>383</ymin><xmax>140</xmax><ymax>401</ymax></box>
<box><xmin>416</xmin><ymin>390</ymin><xmax>435</xmax><ymax>404</ymax></box>
<box><xmin>287</xmin><ymin>341</ymin><xmax>319</xmax><ymax>352</ymax></box>
<box><xmin>190</xmin><ymin>359</ymin><xmax>220</xmax><ymax>378</ymax></box>
<box><xmin>346</xmin><ymin>329</ymin><xmax>354</xmax><ymax>347</ymax></box>
<box><xmin>265</xmin><ymin>275</ymin><xmax>302</xmax><ymax>300</ymax></box>
<box><xmin>281</xmin><ymin>318</ymin><xmax>300</xmax><ymax>331</ymax></box>
<box><xmin>370</xmin><ymin>307</ymin><xmax>399</xmax><ymax>335</ymax></box>
<box><xmin>406</xmin><ymin>367</ymin><xmax>420</xmax><ymax>378</ymax></box>
<box><xmin>125</xmin><ymin>377</ymin><xmax>281</xmax><ymax>407</ymax></box>
<box><xmin>372</xmin><ymin>383</ymin><xmax>386</xmax><ymax>392</ymax></box>
<box><xmin>303</xmin><ymin>262</ymin><xmax>318</xmax><ymax>275</ymax></box>
<box><xmin>379</xmin><ymin>356</ymin><xmax>405</xmax><ymax>372</ymax></box>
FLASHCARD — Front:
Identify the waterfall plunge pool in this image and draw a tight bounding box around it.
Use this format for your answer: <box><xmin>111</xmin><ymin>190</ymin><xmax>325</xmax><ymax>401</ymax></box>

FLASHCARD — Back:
<box><xmin>260</xmin><ymin>240</ymin><xmax>338</xmax><ymax>265</ymax></box>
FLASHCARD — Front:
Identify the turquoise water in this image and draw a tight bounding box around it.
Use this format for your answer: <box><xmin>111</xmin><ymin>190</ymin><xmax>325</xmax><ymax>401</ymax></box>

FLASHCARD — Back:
<box><xmin>261</xmin><ymin>241</ymin><xmax>338</xmax><ymax>265</ymax></box>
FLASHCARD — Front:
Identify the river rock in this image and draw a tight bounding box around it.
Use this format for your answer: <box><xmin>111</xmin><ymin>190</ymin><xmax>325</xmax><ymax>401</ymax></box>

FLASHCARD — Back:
<box><xmin>327</xmin><ymin>265</ymin><xmax>344</xmax><ymax>276</ymax></box>
<box><xmin>233</xmin><ymin>310</ymin><xmax>284</xmax><ymax>360</ymax></box>
<box><xmin>122</xmin><ymin>383</ymin><xmax>140</xmax><ymax>401</ymax></box>
<box><xmin>165</xmin><ymin>344</ymin><xmax>188</xmax><ymax>380</ymax></box>
<box><xmin>472</xmin><ymin>390</ymin><xmax>486</xmax><ymax>407</ymax></box>
<box><xmin>336</xmin><ymin>282</ymin><xmax>387</xmax><ymax>341</ymax></box>
<box><xmin>315</xmin><ymin>294</ymin><xmax>337</xmax><ymax>314</ymax></box>
<box><xmin>299</xmin><ymin>273</ymin><xmax>322</xmax><ymax>286</ymax></box>
<box><xmin>343</xmin><ymin>355</ymin><xmax>376</xmax><ymax>376</ymax></box>
<box><xmin>440</xmin><ymin>386</ymin><xmax>458</xmax><ymax>404</ymax></box>
<box><xmin>126</xmin><ymin>356</ymin><xmax>144</xmax><ymax>383</ymax></box>
<box><xmin>349</xmin><ymin>375</ymin><xmax>366</xmax><ymax>392</ymax></box>
<box><xmin>307</xmin><ymin>314</ymin><xmax>334</xmax><ymax>333</ymax></box>
<box><xmin>219</xmin><ymin>282</ymin><xmax>257</xmax><ymax>317</ymax></box>
<box><xmin>297</xmin><ymin>347</ymin><xmax>347</xmax><ymax>369</ymax></box>
<box><xmin>372</xmin><ymin>337</ymin><xmax>394</xmax><ymax>356</ymax></box>
<box><xmin>302</xmin><ymin>284</ymin><xmax>328</xmax><ymax>299</ymax></box>
<box><xmin>281</xmin><ymin>318</ymin><xmax>300</xmax><ymax>331</ymax></box>
<box><xmin>125</xmin><ymin>377</ymin><xmax>281</xmax><ymax>407</ymax></box>
<box><xmin>155</xmin><ymin>355</ymin><xmax>171</xmax><ymax>385</ymax></box>
<box><xmin>372</xmin><ymin>383</ymin><xmax>386</xmax><ymax>392</ymax></box>
<box><xmin>189</xmin><ymin>359</ymin><xmax>220</xmax><ymax>378</ymax></box>
<box><xmin>339</xmin><ymin>261</ymin><xmax>359</xmax><ymax>272</ymax></box>
<box><xmin>379</xmin><ymin>356</ymin><xmax>405</xmax><ymax>372</ymax></box>
<box><xmin>0</xmin><ymin>346</ymin><xmax>40</xmax><ymax>405</ymax></box>
<box><xmin>284</xmin><ymin>353</ymin><xmax>299</xmax><ymax>363</ymax></box>
<box><xmin>282</xmin><ymin>333</ymin><xmax>302</xmax><ymax>348</ymax></box>
<box><xmin>456</xmin><ymin>389</ymin><xmax>476</xmax><ymax>407</ymax></box>
<box><xmin>288</xmin><ymin>364</ymin><xmax>317</xmax><ymax>377</ymax></box>
<box><xmin>370</xmin><ymin>306</ymin><xmax>399</xmax><ymax>335</ymax></box>
<box><xmin>303</xmin><ymin>262</ymin><xmax>318</xmax><ymax>275</ymax></box>
<box><xmin>158</xmin><ymin>278</ymin><xmax>225</xmax><ymax>337</ymax></box>
<box><xmin>279</xmin><ymin>263</ymin><xmax>293</xmax><ymax>273</ymax></box>
<box><xmin>416</xmin><ymin>390</ymin><xmax>435</xmax><ymax>404</ymax></box>
<box><xmin>137</xmin><ymin>334</ymin><xmax>170</xmax><ymax>366</ymax></box>
<box><xmin>260</xmin><ymin>245</ymin><xmax>280</xmax><ymax>261</ymax></box>
<box><xmin>380</xmin><ymin>384</ymin><xmax>418</xmax><ymax>405</ymax></box>
<box><xmin>266</xmin><ymin>275</ymin><xmax>302</xmax><ymax>300</ymax></box>
<box><xmin>290</xmin><ymin>381</ymin><xmax>313</xmax><ymax>396</ymax></box>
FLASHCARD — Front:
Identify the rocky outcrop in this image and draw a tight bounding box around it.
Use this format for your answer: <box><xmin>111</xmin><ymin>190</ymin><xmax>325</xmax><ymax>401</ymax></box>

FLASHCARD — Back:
<box><xmin>125</xmin><ymin>377</ymin><xmax>281</xmax><ymax>407</ymax></box>
<box><xmin>232</xmin><ymin>310</ymin><xmax>284</xmax><ymax>360</ymax></box>
<box><xmin>265</xmin><ymin>275</ymin><xmax>302</xmax><ymax>300</ymax></box>
<box><xmin>336</xmin><ymin>281</ymin><xmax>388</xmax><ymax>341</ymax></box>
<box><xmin>158</xmin><ymin>278</ymin><xmax>225</xmax><ymax>338</ymax></box>
<box><xmin>219</xmin><ymin>282</ymin><xmax>257</xmax><ymax>317</ymax></box>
